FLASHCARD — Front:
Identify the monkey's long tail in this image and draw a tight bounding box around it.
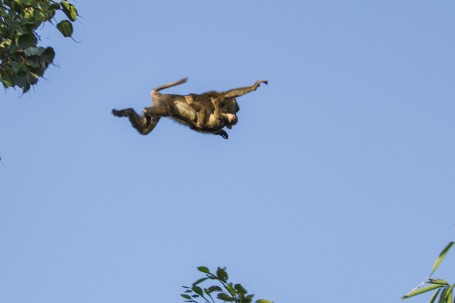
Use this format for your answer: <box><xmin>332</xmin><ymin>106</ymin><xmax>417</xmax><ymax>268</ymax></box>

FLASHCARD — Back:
<box><xmin>153</xmin><ymin>77</ymin><xmax>188</xmax><ymax>92</ymax></box>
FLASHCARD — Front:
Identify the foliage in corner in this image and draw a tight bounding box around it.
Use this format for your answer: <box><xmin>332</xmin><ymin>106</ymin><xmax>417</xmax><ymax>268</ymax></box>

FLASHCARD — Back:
<box><xmin>0</xmin><ymin>0</ymin><xmax>78</xmax><ymax>93</ymax></box>
<box><xmin>402</xmin><ymin>242</ymin><xmax>455</xmax><ymax>303</ymax></box>
<box><xmin>181</xmin><ymin>266</ymin><xmax>273</xmax><ymax>303</ymax></box>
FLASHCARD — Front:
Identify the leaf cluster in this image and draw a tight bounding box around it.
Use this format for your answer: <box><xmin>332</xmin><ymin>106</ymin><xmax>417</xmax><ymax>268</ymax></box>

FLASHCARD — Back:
<box><xmin>0</xmin><ymin>0</ymin><xmax>78</xmax><ymax>93</ymax></box>
<box><xmin>181</xmin><ymin>266</ymin><xmax>273</xmax><ymax>303</ymax></box>
<box><xmin>402</xmin><ymin>242</ymin><xmax>455</xmax><ymax>303</ymax></box>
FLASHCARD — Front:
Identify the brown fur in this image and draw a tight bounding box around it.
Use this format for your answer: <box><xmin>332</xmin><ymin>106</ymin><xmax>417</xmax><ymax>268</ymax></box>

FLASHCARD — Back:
<box><xmin>112</xmin><ymin>78</ymin><xmax>267</xmax><ymax>139</ymax></box>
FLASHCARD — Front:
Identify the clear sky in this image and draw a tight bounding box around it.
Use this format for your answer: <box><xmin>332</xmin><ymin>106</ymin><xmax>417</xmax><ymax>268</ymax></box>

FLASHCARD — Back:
<box><xmin>1</xmin><ymin>1</ymin><xmax>455</xmax><ymax>303</ymax></box>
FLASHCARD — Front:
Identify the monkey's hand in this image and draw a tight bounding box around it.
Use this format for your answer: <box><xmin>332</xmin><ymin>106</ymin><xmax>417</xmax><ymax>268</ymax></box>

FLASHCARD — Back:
<box><xmin>254</xmin><ymin>80</ymin><xmax>268</xmax><ymax>90</ymax></box>
<box><xmin>215</xmin><ymin>130</ymin><xmax>229</xmax><ymax>139</ymax></box>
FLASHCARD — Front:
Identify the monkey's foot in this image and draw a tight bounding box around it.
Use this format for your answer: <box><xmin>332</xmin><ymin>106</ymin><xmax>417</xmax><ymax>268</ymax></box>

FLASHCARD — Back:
<box><xmin>215</xmin><ymin>130</ymin><xmax>229</xmax><ymax>140</ymax></box>
<box><xmin>112</xmin><ymin>108</ymin><xmax>133</xmax><ymax>117</ymax></box>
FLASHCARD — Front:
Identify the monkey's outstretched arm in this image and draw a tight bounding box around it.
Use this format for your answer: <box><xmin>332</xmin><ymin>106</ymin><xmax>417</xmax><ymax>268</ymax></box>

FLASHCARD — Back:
<box><xmin>222</xmin><ymin>80</ymin><xmax>268</xmax><ymax>99</ymax></box>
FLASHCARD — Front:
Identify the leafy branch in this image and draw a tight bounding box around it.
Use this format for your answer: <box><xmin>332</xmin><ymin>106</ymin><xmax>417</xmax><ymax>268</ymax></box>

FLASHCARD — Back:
<box><xmin>402</xmin><ymin>242</ymin><xmax>455</xmax><ymax>303</ymax></box>
<box><xmin>181</xmin><ymin>266</ymin><xmax>273</xmax><ymax>303</ymax></box>
<box><xmin>0</xmin><ymin>0</ymin><xmax>79</xmax><ymax>93</ymax></box>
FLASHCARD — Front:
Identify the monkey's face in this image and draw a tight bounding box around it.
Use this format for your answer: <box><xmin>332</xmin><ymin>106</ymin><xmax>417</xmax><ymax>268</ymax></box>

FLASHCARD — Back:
<box><xmin>226</xmin><ymin>113</ymin><xmax>237</xmax><ymax>124</ymax></box>
<box><xmin>223</xmin><ymin>98</ymin><xmax>240</xmax><ymax>114</ymax></box>
<box><xmin>222</xmin><ymin>99</ymin><xmax>239</xmax><ymax>128</ymax></box>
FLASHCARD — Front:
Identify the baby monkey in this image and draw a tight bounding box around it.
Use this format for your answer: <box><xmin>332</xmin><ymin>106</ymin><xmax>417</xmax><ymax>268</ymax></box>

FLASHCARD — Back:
<box><xmin>185</xmin><ymin>92</ymin><xmax>238</xmax><ymax>131</ymax></box>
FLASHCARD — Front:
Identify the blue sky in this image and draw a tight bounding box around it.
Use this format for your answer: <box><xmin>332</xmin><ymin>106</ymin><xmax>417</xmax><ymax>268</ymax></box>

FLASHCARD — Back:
<box><xmin>1</xmin><ymin>1</ymin><xmax>455</xmax><ymax>303</ymax></box>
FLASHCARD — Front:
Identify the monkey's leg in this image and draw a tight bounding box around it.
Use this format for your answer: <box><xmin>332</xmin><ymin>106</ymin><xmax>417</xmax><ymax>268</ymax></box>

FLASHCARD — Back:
<box><xmin>183</xmin><ymin>98</ymin><xmax>208</xmax><ymax>127</ymax></box>
<box><xmin>196</xmin><ymin>111</ymin><xmax>207</xmax><ymax>127</ymax></box>
<box><xmin>143</xmin><ymin>103</ymin><xmax>172</xmax><ymax>117</ymax></box>
<box><xmin>211</xmin><ymin>98</ymin><xmax>221</xmax><ymax>120</ymax></box>
<box><xmin>223</xmin><ymin>80</ymin><xmax>268</xmax><ymax>98</ymax></box>
<box><xmin>112</xmin><ymin>108</ymin><xmax>160</xmax><ymax>135</ymax></box>
<box><xmin>194</xmin><ymin>105</ymin><xmax>210</xmax><ymax>128</ymax></box>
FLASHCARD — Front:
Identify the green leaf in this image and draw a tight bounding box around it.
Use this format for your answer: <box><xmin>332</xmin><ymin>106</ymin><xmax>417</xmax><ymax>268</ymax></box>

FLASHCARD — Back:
<box><xmin>438</xmin><ymin>287</ymin><xmax>449</xmax><ymax>303</ymax></box>
<box><xmin>227</xmin><ymin>283</ymin><xmax>236</xmax><ymax>296</ymax></box>
<box><xmin>402</xmin><ymin>284</ymin><xmax>444</xmax><ymax>299</ymax></box>
<box><xmin>446</xmin><ymin>285</ymin><xmax>453</xmax><ymax>303</ymax></box>
<box><xmin>235</xmin><ymin>284</ymin><xmax>247</xmax><ymax>295</ymax></box>
<box><xmin>436</xmin><ymin>285</ymin><xmax>455</xmax><ymax>303</ymax></box>
<box><xmin>24</xmin><ymin>47</ymin><xmax>44</xmax><ymax>56</ymax></box>
<box><xmin>197</xmin><ymin>266</ymin><xmax>210</xmax><ymax>274</ymax></box>
<box><xmin>429</xmin><ymin>289</ymin><xmax>442</xmax><ymax>303</ymax></box>
<box><xmin>245</xmin><ymin>294</ymin><xmax>255</xmax><ymax>303</ymax></box>
<box><xmin>23</xmin><ymin>6</ymin><xmax>35</xmax><ymax>19</ymax></box>
<box><xmin>255</xmin><ymin>300</ymin><xmax>273</xmax><ymax>303</ymax></box>
<box><xmin>217</xmin><ymin>293</ymin><xmax>234</xmax><ymax>302</ymax></box>
<box><xmin>431</xmin><ymin>242</ymin><xmax>455</xmax><ymax>276</ymax></box>
<box><xmin>56</xmin><ymin>20</ymin><xmax>73</xmax><ymax>37</ymax></box>
<box><xmin>50</xmin><ymin>2</ymin><xmax>61</xmax><ymax>10</ymax></box>
<box><xmin>207</xmin><ymin>286</ymin><xmax>223</xmax><ymax>293</ymax></box>
<box><xmin>22</xmin><ymin>83</ymin><xmax>31</xmax><ymax>93</ymax></box>
<box><xmin>17</xmin><ymin>34</ymin><xmax>36</xmax><ymax>48</ymax></box>
<box><xmin>0</xmin><ymin>78</ymin><xmax>13</xmax><ymax>88</ymax></box>
<box><xmin>60</xmin><ymin>1</ymin><xmax>77</xmax><ymax>21</ymax></box>
<box><xmin>216</xmin><ymin>267</ymin><xmax>228</xmax><ymax>283</ymax></box>
<box><xmin>14</xmin><ymin>0</ymin><xmax>31</xmax><ymax>5</ymax></box>
<box><xmin>9</xmin><ymin>61</ymin><xmax>23</xmax><ymax>73</ymax></box>
<box><xmin>41</xmin><ymin>47</ymin><xmax>55</xmax><ymax>67</ymax></box>
<box><xmin>429</xmin><ymin>279</ymin><xmax>450</xmax><ymax>286</ymax></box>
<box><xmin>26</xmin><ymin>71</ymin><xmax>39</xmax><ymax>85</ymax></box>
<box><xmin>181</xmin><ymin>294</ymin><xmax>192</xmax><ymax>300</ymax></box>
<box><xmin>0</xmin><ymin>69</ymin><xmax>14</xmax><ymax>88</ymax></box>
<box><xmin>0</xmin><ymin>38</ymin><xmax>12</xmax><ymax>49</ymax></box>
<box><xmin>193</xmin><ymin>277</ymin><xmax>208</xmax><ymax>286</ymax></box>
<box><xmin>14</xmin><ymin>71</ymin><xmax>27</xmax><ymax>88</ymax></box>
<box><xmin>192</xmin><ymin>286</ymin><xmax>204</xmax><ymax>296</ymax></box>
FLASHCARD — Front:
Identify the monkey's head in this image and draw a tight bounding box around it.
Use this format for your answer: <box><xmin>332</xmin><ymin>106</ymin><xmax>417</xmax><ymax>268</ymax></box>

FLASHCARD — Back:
<box><xmin>222</xmin><ymin>99</ymin><xmax>239</xmax><ymax>128</ymax></box>
<box><xmin>223</xmin><ymin>98</ymin><xmax>239</xmax><ymax>114</ymax></box>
